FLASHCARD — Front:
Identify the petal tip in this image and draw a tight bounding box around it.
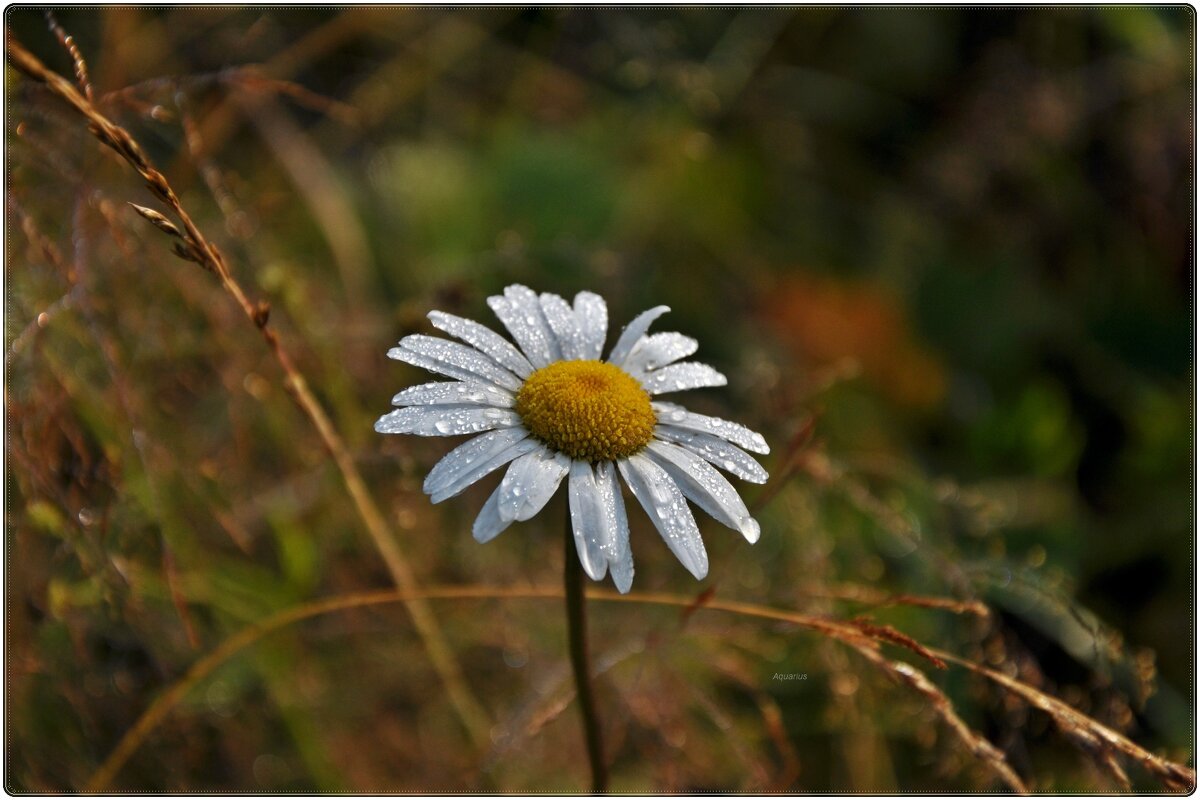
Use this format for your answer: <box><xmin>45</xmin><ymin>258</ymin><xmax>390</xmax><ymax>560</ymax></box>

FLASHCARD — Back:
<box><xmin>581</xmin><ymin>557</ymin><xmax>607</xmax><ymax>582</ymax></box>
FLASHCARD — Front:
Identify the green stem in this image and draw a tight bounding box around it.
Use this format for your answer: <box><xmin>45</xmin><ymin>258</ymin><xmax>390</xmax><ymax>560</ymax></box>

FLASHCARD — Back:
<box><xmin>564</xmin><ymin>508</ymin><xmax>608</xmax><ymax>793</ymax></box>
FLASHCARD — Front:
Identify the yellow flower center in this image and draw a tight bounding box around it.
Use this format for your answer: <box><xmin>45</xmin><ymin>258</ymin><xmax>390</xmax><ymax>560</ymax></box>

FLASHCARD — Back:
<box><xmin>515</xmin><ymin>360</ymin><xmax>656</xmax><ymax>462</ymax></box>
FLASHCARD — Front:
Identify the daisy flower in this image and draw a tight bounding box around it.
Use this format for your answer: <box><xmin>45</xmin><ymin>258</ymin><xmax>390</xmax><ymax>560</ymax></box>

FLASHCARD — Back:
<box><xmin>376</xmin><ymin>285</ymin><xmax>769</xmax><ymax>593</ymax></box>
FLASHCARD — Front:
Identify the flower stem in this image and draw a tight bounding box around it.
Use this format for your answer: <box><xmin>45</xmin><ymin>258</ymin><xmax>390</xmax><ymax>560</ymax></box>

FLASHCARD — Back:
<box><xmin>564</xmin><ymin>508</ymin><xmax>608</xmax><ymax>793</ymax></box>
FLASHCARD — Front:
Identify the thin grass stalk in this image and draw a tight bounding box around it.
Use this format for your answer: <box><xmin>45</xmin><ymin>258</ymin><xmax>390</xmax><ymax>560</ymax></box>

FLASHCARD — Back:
<box><xmin>5</xmin><ymin>33</ymin><xmax>490</xmax><ymax>749</ymax></box>
<box><xmin>79</xmin><ymin>584</ymin><xmax>879</xmax><ymax>791</ymax></box>
<box><xmin>930</xmin><ymin>647</ymin><xmax>1196</xmax><ymax>792</ymax></box>
<box><xmin>850</xmin><ymin>644</ymin><xmax>1028</xmax><ymax>794</ymax></box>
<box><xmin>86</xmin><ymin>584</ymin><xmax>1195</xmax><ymax>793</ymax></box>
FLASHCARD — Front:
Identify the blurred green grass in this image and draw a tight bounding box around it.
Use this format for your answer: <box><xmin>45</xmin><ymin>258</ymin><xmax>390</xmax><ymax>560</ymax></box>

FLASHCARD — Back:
<box><xmin>5</xmin><ymin>7</ymin><xmax>1194</xmax><ymax>792</ymax></box>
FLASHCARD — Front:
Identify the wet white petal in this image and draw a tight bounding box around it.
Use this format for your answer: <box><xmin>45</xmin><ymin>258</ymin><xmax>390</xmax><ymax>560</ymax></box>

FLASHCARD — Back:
<box><xmin>392</xmin><ymin>381</ymin><xmax>514</xmax><ymax>409</ymax></box>
<box><xmin>566</xmin><ymin>461</ymin><xmax>634</xmax><ymax>586</ymax></box>
<box><xmin>498</xmin><ymin>447</ymin><xmax>571</xmax><ymax>522</ymax></box>
<box><xmin>539</xmin><ymin>292</ymin><xmax>587</xmax><ymax>360</ymax></box>
<box><xmin>375</xmin><ymin>405</ymin><xmax>521</xmax><ymax>438</ymax></box>
<box><xmin>428</xmin><ymin>311</ymin><xmax>534</xmax><ymax>378</ymax></box>
<box><xmin>645</xmin><ymin>440</ymin><xmax>760</xmax><ymax>543</ymax></box>
<box><xmin>430</xmin><ymin>437</ymin><xmax>541</xmax><ymax>504</ymax></box>
<box><xmin>653</xmin><ymin>401</ymin><xmax>770</xmax><ymax>454</ymax></box>
<box><xmin>397</xmin><ymin>334</ymin><xmax>522</xmax><ymax>391</ymax></box>
<box><xmin>573</xmin><ymin>292</ymin><xmax>608</xmax><ymax>360</ymax></box>
<box><xmin>595</xmin><ymin>460</ymin><xmax>633</xmax><ymax>593</ymax></box>
<box><xmin>389</xmin><ymin>347</ymin><xmax>486</xmax><ymax>387</ymax></box>
<box><xmin>607</xmin><ymin>305</ymin><xmax>670</xmax><ymax>367</ymax></box>
<box><xmin>640</xmin><ymin>362</ymin><xmax>727</xmax><ymax>395</ymax></box>
<box><xmin>618</xmin><ymin>453</ymin><xmax>708</xmax><ymax>579</ymax></box>
<box><xmin>568</xmin><ymin>461</ymin><xmax>610</xmax><ymax>581</ymax></box>
<box><xmin>624</xmin><ymin>332</ymin><xmax>699</xmax><ymax>376</ymax></box>
<box><xmin>487</xmin><ymin>284</ymin><xmax>561</xmax><ymax>368</ymax></box>
<box><xmin>472</xmin><ymin>483</ymin><xmax>513</xmax><ymax>543</ymax></box>
<box><xmin>390</xmin><ymin>335</ymin><xmax>522</xmax><ymax>392</ymax></box>
<box><xmin>654</xmin><ymin>426</ymin><xmax>768</xmax><ymax>483</ymax></box>
<box><xmin>423</xmin><ymin>427</ymin><xmax>532</xmax><ymax>498</ymax></box>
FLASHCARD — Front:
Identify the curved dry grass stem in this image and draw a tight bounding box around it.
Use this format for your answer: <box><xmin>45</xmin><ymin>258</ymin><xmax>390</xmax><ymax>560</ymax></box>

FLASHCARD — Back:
<box><xmin>83</xmin><ymin>585</ymin><xmax>1195</xmax><ymax>793</ymax></box>
<box><xmin>6</xmin><ymin>33</ymin><xmax>490</xmax><ymax>750</ymax></box>
<box><xmin>795</xmin><ymin>582</ymin><xmax>990</xmax><ymax>616</ymax></box>
<box><xmin>78</xmin><ymin>585</ymin><xmax>872</xmax><ymax>791</ymax></box>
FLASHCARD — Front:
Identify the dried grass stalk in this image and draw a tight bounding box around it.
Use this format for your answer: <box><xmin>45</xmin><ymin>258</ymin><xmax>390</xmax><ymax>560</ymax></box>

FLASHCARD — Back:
<box><xmin>933</xmin><ymin>648</ymin><xmax>1196</xmax><ymax>792</ymax></box>
<box><xmin>44</xmin><ymin>11</ymin><xmax>93</xmax><ymax>101</ymax></box>
<box><xmin>852</xmin><ymin>645</ymin><xmax>1029</xmax><ymax>794</ymax></box>
<box><xmin>6</xmin><ymin>32</ymin><xmax>490</xmax><ymax>750</ymax></box>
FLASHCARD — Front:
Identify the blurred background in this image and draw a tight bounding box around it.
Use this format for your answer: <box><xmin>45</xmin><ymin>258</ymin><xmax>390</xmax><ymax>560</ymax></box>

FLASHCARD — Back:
<box><xmin>5</xmin><ymin>7</ymin><xmax>1194</xmax><ymax>792</ymax></box>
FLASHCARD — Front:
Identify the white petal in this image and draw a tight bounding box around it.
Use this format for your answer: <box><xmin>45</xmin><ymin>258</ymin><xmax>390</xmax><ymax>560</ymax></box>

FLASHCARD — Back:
<box><xmin>566</xmin><ymin>460</ymin><xmax>634</xmax><ymax>588</ymax></box>
<box><xmin>624</xmin><ymin>332</ymin><xmax>698</xmax><ymax>376</ymax></box>
<box><xmin>396</xmin><ymin>334</ymin><xmax>522</xmax><ymax>391</ymax></box>
<box><xmin>573</xmin><ymin>292</ymin><xmax>608</xmax><ymax>361</ymax></box>
<box><xmin>653</xmin><ymin>402</ymin><xmax>770</xmax><ymax>454</ymax></box>
<box><xmin>595</xmin><ymin>460</ymin><xmax>634</xmax><ymax>593</ymax></box>
<box><xmin>472</xmin><ymin>483</ymin><xmax>513</xmax><ymax>543</ymax></box>
<box><xmin>428</xmin><ymin>311</ymin><xmax>534</xmax><ymax>378</ymax></box>
<box><xmin>392</xmin><ymin>381</ymin><xmax>514</xmax><ymax>409</ymax></box>
<box><xmin>423</xmin><ymin>427</ymin><xmax>534</xmax><ymax>499</ymax></box>
<box><xmin>431</xmin><ymin>437</ymin><xmax>541</xmax><ymax>504</ymax></box>
<box><xmin>389</xmin><ymin>335</ymin><xmax>522</xmax><ymax>392</ymax></box>
<box><xmin>539</xmin><ymin>292</ymin><xmax>587</xmax><ymax>360</ymax></box>
<box><xmin>497</xmin><ymin>447</ymin><xmax>571</xmax><ymax>522</ymax></box>
<box><xmin>388</xmin><ymin>347</ymin><xmax>488</xmax><ymax>387</ymax></box>
<box><xmin>607</xmin><ymin>305</ymin><xmax>670</xmax><ymax>367</ymax></box>
<box><xmin>375</xmin><ymin>405</ymin><xmax>521</xmax><ymax>438</ymax></box>
<box><xmin>568</xmin><ymin>461</ymin><xmax>610</xmax><ymax>581</ymax></box>
<box><xmin>640</xmin><ymin>362</ymin><xmax>727</xmax><ymax>395</ymax></box>
<box><xmin>487</xmin><ymin>284</ymin><xmax>561</xmax><ymax>368</ymax></box>
<box><xmin>618</xmin><ymin>453</ymin><xmax>708</xmax><ymax>580</ymax></box>
<box><xmin>654</xmin><ymin>426</ymin><xmax>768</xmax><ymax>483</ymax></box>
<box><xmin>645</xmin><ymin>441</ymin><xmax>760</xmax><ymax>543</ymax></box>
